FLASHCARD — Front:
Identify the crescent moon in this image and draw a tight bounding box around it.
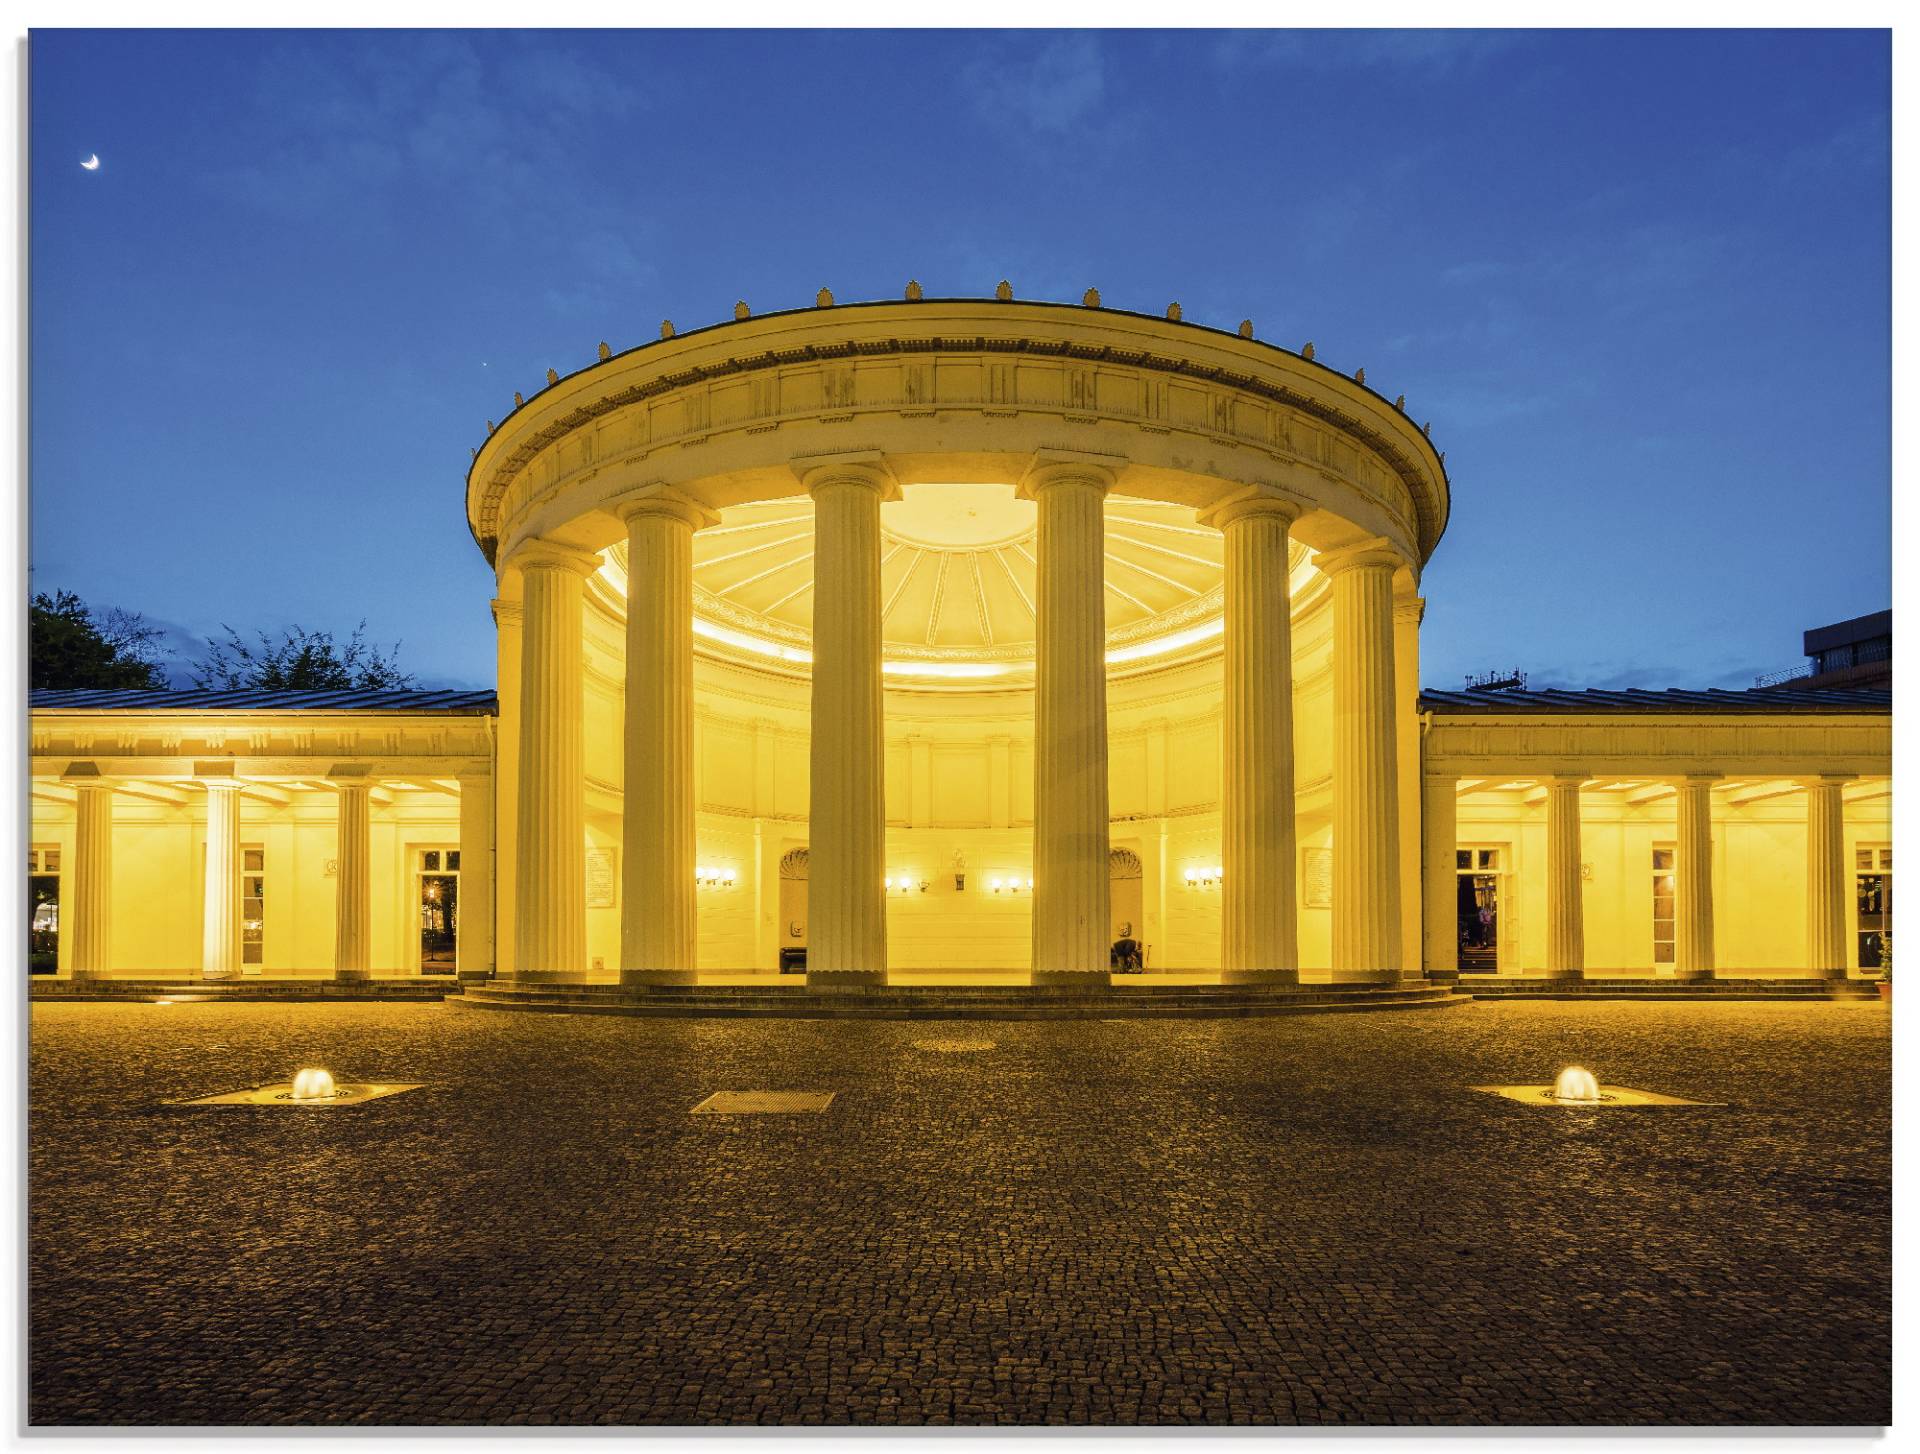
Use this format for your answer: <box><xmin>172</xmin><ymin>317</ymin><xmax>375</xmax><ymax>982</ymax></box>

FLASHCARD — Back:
<box><xmin>81</xmin><ymin>154</ymin><xmax>100</xmax><ymax>171</ymax></box>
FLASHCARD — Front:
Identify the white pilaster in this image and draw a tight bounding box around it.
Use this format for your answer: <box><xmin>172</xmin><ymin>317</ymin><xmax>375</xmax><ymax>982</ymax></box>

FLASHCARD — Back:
<box><xmin>1021</xmin><ymin>457</ymin><xmax>1115</xmax><ymax>984</ymax></box>
<box><xmin>1805</xmin><ymin>775</ymin><xmax>1850</xmax><ymax>979</ymax></box>
<box><xmin>457</xmin><ymin>771</ymin><xmax>494</xmax><ymax>977</ymax></box>
<box><xmin>619</xmin><ymin>495</ymin><xmax>716</xmax><ymax>986</ymax></box>
<box><xmin>70</xmin><ymin>781</ymin><xmax>113</xmax><ymax>980</ymax></box>
<box><xmin>802</xmin><ymin>458</ymin><xmax>897</xmax><ymax>986</ymax></box>
<box><xmin>1320</xmin><ymin>541</ymin><xmax>1405</xmax><ymax>980</ymax></box>
<box><xmin>512</xmin><ymin>538</ymin><xmax>599</xmax><ymax>981</ymax></box>
<box><xmin>1674</xmin><ymin>775</ymin><xmax>1717</xmax><ymax>981</ymax></box>
<box><xmin>1202</xmin><ymin>492</ymin><xmax>1301</xmax><ymax>984</ymax></box>
<box><xmin>1544</xmin><ymin>775</ymin><xmax>1587</xmax><ymax>979</ymax></box>
<box><xmin>1421</xmin><ymin>774</ymin><xmax>1457</xmax><ymax>976</ymax></box>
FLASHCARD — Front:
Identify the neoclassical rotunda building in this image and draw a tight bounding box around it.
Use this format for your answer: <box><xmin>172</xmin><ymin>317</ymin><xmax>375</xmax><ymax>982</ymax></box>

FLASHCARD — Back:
<box><xmin>27</xmin><ymin>290</ymin><xmax>1893</xmax><ymax>992</ymax></box>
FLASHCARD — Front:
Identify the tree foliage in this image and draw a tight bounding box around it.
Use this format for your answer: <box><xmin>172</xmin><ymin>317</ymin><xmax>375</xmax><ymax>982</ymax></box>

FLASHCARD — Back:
<box><xmin>29</xmin><ymin>589</ymin><xmax>170</xmax><ymax>690</ymax></box>
<box><xmin>190</xmin><ymin>621</ymin><xmax>415</xmax><ymax>691</ymax></box>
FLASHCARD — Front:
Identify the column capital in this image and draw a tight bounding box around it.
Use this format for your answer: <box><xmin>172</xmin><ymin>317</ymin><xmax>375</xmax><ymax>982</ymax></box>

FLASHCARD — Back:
<box><xmin>1542</xmin><ymin>772</ymin><xmax>1591</xmax><ymax>789</ymax></box>
<box><xmin>1801</xmin><ymin>773</ymin><xmax>1856</xmax><ymax>788</ymax></box>
<box><xmin>326</xmin><ymin>764</ymin><xmax>377</xmax><ymax>789</ymax></box>
<box><xmin>61</xmin><ymin>761</ymin><xmax>105</xmax><ymax>783</ymax></box>
<box><xmin>1017</xmin><ymin>449</ymin><xmax>1125</xmax><ymax>500</ymax></box>
<box><xmin>615</xmin><ymin>489</ymin><xmax>720</xmax><ymax>532</ymax></box>
<box><xmin>1673</xmin><ymin>773</ymin><xmax>1722</xmax><ymax>788</ymax></box>
<box><xmin>490</xmin><ymin>596</ymin><xmax>523</xmax><ymax>628</ymax></box>
<box><xmin>1392</xmin><ymin>593</ymin><xmax>1427</xmax><ymax>627</ymax></box>
<box><xmin>506</xmin><ymin>536</ymin><xmax>602</xmax><ymax>578</ymax></box>
<box><xmin>192</xmin><ymin>761</ymin><xmax>245</xmax><ymax>788</ymax></box>
<box><xmin>1316</xmin><ymin>535</ymin><xmax>1409</xmax><ymax>577</ymax></box>
<box><xmin>792</xmin><ymin>451</ymin><xmax>902</xmax><ymax>500</ymax></box>
<box><xmin>1197</xmin><ymin>487</ymin><xmax>1305</xmax><ymax>531</ymax></box>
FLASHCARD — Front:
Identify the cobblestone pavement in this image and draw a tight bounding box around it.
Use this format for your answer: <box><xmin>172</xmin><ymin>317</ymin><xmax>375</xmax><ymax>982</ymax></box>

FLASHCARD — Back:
<box><xmin>29</xmin><ymin>998</ymin><xmax>1889</xmax><ymax>1426</ymax></box>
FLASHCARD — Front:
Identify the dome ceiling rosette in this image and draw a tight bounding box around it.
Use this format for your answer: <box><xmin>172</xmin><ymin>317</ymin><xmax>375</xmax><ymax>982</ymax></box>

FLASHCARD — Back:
<box><xmin>598</xmin><ymin>482</ymin><xmax>1322</xmax><ymax>685</ymax></box>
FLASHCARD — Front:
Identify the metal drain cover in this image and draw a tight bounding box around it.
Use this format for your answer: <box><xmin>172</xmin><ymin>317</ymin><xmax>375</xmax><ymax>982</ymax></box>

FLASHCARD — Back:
<box><xmin>913</xmin><ymin>1038</ymin><xmax>997</xmax><ymax>1053</ymax></box>
<box><xmin>174</xmin><ymin>1082</ymin><xmax>425</xmax><ymax>1108</ymax></box>
<box><xmin>691</xmin><ymin>1090</ymin><xmax>835</xmax><ymax>1115</ymax></box>
<box><xmin>1473</xmin><ymin>1084</ymin><xmax>1721</xmax><ymax>1108</ymax></box>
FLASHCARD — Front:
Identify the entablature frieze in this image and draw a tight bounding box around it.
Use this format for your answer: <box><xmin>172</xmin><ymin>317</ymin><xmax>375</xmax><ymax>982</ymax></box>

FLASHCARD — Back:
<box><xmin>470</xmin><ymin>305</ymin><xmax>1448</xmax><ymax>571</ymax></box>
<box><xmin>1422</xmin><ymin>715</ymin><xmax>1892</xmax><ymax>781</ymax></box>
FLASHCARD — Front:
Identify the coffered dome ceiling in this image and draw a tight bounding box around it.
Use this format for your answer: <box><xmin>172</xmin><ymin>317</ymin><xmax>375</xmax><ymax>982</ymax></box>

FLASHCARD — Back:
<box><xmin>602</xmin><ymin>482</ymin><xmax>1318</xmax><ymax>683</ymax></box>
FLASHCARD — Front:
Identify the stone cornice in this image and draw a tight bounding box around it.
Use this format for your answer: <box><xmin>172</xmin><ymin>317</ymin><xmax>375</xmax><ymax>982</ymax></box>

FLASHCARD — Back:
<box><xmin>467</xmin><ymin>300</ymin><xmax>1450</xmax><ymax>567</ymax></box>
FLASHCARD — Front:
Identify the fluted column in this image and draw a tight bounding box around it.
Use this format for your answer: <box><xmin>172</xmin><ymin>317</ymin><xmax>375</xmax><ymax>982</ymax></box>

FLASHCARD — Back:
<box><xmin>1393</xmin><ymin>593</ymin><xmax>1425</xmax><ymax>976</ymax></box>
<box><xmin>620</xmin><ymin>494</ymin><xmax>717</xmax><ymax>986</ymax></box>
<box><xmin>513</xmin><ymin>538</ymin><xmax>599</xmax><ymax>981</ymax></box>
<box><xmin>201</xmin><ymin>781</ymin><xmax>241</xmax><ymax>980</ymax></box>
<box><xmin>457</xmin><ymin>771</ymin><xmax>494</xmax><ymax>977</ymax></box>
<box><xmin>1674</xmin><ymin>775</ymin><xmax>1717</xmax><ymax>982</ymax></box>
<box><xmin>1544</xmin><ymin>775</ymin><xmax>1587</xmax><ymax>980</ymax></box>
<box><xmin>70</xmin><ymin>781</ymin><xmax>113</xmax><ymax>980</ymax></box>
<box><xmin>333</xmin><ymin>778</ymin><xmax>372</xmax><ymax>982</ymax></box>
<box><xmin>1022</xmin><ymin>456</ymin><xmax>1115</xmax><ymax>984</ymax></box>
<box><xmin>1805</xmin><ymin>775</ymin><xmax>1850</xmax><ymax>979</ymax></box>
<box><xmin>802</xmin><ymin>458</ymin><xmax>897</xmax><ymax>986</ymax></box>
<box><xmin>1321</xmin><ymin>540</ymin><xmax>1404</xmax><ymax>981</ymax></box>
<box><xmin>1202</xmin><ymin>492</ymin><xmax>1301</xmax><ymax>984</ymax></box>
<box><xmin>491</xmin><ymin>594</ymin><xmax>522</xmax><ymax>975</ymax></box>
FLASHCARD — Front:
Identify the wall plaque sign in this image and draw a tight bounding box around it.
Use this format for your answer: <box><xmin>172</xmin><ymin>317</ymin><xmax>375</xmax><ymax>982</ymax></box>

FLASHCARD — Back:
<box><xmin>1303</xmin><ymin>847</ymin><xmax>1333</xmax><ymax>909</ymax></box>
<box><xmin>586</xmin><ymin>848</ymin><xmax>616</xmax><ymax>908</ymax></box>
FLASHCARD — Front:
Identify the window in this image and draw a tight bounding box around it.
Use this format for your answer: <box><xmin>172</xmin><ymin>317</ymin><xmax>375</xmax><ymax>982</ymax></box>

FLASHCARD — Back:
<box><xmin>1856</xmin><ymin>846</ymin><xmax>1892</xmax><ymax>971</ymax></box>
<box><xmin>27</xmin><ymin>845</ymin><xmax>60</xmax><ymax>976</ymax></box>
<box><xmin>1652</xmin><ymin>847</ymin><xmax>1676</xmax><ymax>966</ymax></box>
<box><xmin>242</xmin><ymin>847</ymin><xmax>265</xmax><ymax>968</ymax></box>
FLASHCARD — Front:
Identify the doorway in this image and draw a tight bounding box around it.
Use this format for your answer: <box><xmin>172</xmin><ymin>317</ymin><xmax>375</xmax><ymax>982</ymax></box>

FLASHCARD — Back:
<box><xmin>28</xmin><ymin>845</ymin><xmax>59</xmax><ymax>975</ymax></box>
<box><xmin>1456</xmin><ymin>846</ymin><xmax>1502</xmax><ymax>972</ymax></box>
<box><xmin>417</xmin><ymin>848</ymin><xmax>459</xmax><ymax>974</ymax></box>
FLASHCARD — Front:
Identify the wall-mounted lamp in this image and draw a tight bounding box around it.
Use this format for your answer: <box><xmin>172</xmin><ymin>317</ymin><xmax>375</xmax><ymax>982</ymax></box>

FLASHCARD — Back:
<box><xmin>1184</xmin><ymin>866</ymin><xmax>1224</xmax><ymax>890</ymax></box>
<box><xmin>884</xmin><ymin>875</ymin><xmax>928</xmax><ymax>895</ymax></box>
<box><xmin>989</xmin><ymin>876</ymin><xmax>1034</xmax><ymax>894</ymax></box>
<box><xmin>696</xmin><ymin>865</ymin><xmax>737</xmax><ymax>889</ymax></box>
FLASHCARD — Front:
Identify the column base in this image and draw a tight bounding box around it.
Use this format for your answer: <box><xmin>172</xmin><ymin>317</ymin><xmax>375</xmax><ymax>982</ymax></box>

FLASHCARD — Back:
<box><xmin>1672</xmin><ymin>969</ymin><xmax>1715</xmax><ymax>984</ymax></box>
<box><xmin>512</xmin><ymin>970</ymin><xmax>590</xmax><ymax>986</ymax></box>
<box><xmin>1541</xmin><ymin>968</ymin><xmax>1585</xmax><ymax>982</ymax></box>
<box><xmin>806</xmin><ymin>969</ymin><xmax>887</xmax><ymax>990</ymax></box>
<box><xmin>1817</xmin><ymin>968</ymin><xmax>1850</xmax><ymax>982</ymax></box>
<box><xmin>333</xmin><ymin>969</ymin><xmax>373</xmax><ymax>984</ymax></box>
<box><xmin>1329</xmin><ymin>968</ymin><xmax>1402</xmax><ymax>985</ymax></box>
<box><xmin>1031</xmin><ymin>970</ymin><xmax>1114</xmax><ymax>990</ymax></box>
<box><xmin>621</xmin><ymin>968</ymin><xmax>698</xmax><ymax>988</ymax></box>
<box><xmin>69</xmin><ymin>970</ymin><xmax>111</xmax><ymax>984</ymax></box>
<box><xmin>1219</xmin><ymin>968</ymin><xmax>1300</xmax><ymax>987</ymax></box>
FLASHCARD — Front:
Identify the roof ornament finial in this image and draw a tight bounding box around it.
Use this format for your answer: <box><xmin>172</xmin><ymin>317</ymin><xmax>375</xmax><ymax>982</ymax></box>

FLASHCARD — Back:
<box><xmin>486</xmin><ymin>420</ymin><xmax>495</xmax><ymax>434</ymax></box>
<box><xmin>995</xmin><ymin>279</ymin><xmax>1013</xmax><ymax>301</ymax></box>
<box><xmin>1422</xmin><ymin>421</ymin><xmax>1431</xmax><ymax>436</ymax></box>
<box><xmin>905</xmin><ymin>279</ymin><xmax>923</xmax><ymax>301</ymax></box>
<box><xmin>598</xmin><ymin>341</ymin><xmax>611</xmax><ymax>361</ymax></box>
<box><xmin>513</xmin><ymin>391</ymin><xmax>524</xmax><ymax>407</ymax></box>
<box><xmin>1166</xmin><ymin>301</ymin><xmax>1182</xmax><ymax>321</ymax></box>
<box><xmin>734</xmin><ymin>300</ymin><xmax>750</xmax><ymax>320</ymax></box>
<box><xmin>1082</xmin><ymin>286</ymin><xmax>1101</xmax><ymax>307</ymax></box>
<box><xmin>1354</xmin><ymin>366</ymin><xmax>1366</xmax><ymax>385</ymax></box>
<box><xmin>1394</xmin><ymin>394</ymin><xmax>1406</xmax><ymax>411</ymax></box>
<box><xmin>1302</xmin><ymin>341</ymin><xmax>1315</xmax><ymax>360</ymax></box>
<box><xmin>546</xmin><ymin>368</ymin><xmax>559</xmax><ymax>386</ymax></box>
<box><xmin>660</xmin><ymin>320</ymin><xmax>675</xmax><ymax>340</ymax></box>
<box><xmin>470</xmin><ymin>447</ymin><xmax>478</xmax><ymax>461</ymax></box>
<box><xmin>1237</xmin><ymin>319</ymin><xmax>1254</xmax><ymax>338</ymax></box>
<box><xmin>816</xmin><ymin>286</ymin><xmax>834</xmax><ymax>308</ymax></box>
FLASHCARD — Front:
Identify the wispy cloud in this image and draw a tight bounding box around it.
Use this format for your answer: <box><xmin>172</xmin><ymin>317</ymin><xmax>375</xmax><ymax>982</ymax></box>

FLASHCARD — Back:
<box><xmin>1211</xmin><ymin>28</ymin><xmax>1523</xmax><ymax>77</ymax></box>
<box><xmin>964</xmin><ymin>33</ymin><xmax>1109</xmax><ymax>136</ymax></box>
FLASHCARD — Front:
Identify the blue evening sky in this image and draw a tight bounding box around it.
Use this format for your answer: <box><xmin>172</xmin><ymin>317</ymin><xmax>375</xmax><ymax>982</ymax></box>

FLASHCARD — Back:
<box><xmin>29</xmin><ymin>28</ymin><xmax>1890</xmax><ymax>691</ymax></box>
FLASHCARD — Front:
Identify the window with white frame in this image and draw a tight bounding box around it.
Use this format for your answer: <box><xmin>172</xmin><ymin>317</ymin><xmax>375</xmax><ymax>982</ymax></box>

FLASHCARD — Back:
<box><xmin>1652</xmin><ymin>846</ymin><xmax>1676</xmax><ymax>966</ymax></box>
<box><xmin>1856</xmin><ymin>845</ymin><xmax>1892</xmax><ymax>971</ymax></box>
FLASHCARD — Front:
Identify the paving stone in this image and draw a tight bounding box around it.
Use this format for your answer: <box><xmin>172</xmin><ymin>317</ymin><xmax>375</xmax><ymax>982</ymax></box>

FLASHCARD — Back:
<box><xmin>26</xmin><ymin>998</ymin><xmax>1889</xmax><ymax>1425</ymax></box>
